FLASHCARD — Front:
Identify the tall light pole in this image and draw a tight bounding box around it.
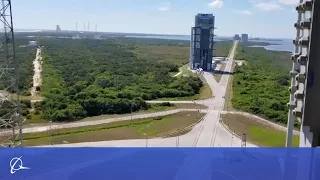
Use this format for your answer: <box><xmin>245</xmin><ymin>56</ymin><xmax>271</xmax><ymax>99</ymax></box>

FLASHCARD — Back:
<box><xmin>130</xmin><ymin>102</ymin><xmax>132</xmax><ymax>121</ymax></box>
<box><xmin>176</xmin><ymin>129</ymin><xmax>180</xmax><ymax>147</ymax></box>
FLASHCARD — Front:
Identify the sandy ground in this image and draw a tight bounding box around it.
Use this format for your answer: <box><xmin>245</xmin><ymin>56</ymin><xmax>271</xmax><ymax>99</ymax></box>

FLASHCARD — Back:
<box><xmin>31</xmin><ymin>48</ymin><xmax>42</xmax><ymax>96</ymax></box>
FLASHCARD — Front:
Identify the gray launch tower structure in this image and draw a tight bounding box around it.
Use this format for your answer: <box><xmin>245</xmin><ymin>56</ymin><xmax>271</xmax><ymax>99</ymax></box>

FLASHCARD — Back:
<box><xmin>286</xmin><ymin>0</ymin><xmax>320</xmax><ymax>148</ymax></box>
<box><xmin>189</xmin><ymin>13</ymin><xmax>216</xmax><ymax>71</ymax></box>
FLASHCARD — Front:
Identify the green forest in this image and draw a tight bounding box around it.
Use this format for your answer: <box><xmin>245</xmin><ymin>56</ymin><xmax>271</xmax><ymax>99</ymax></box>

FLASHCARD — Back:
<box><xmin>233</xmin><ymin>43</ymin><xmax>299</xmax><ymax>126</ymax></box>
<box><xmin>0</xmin><ymin>38</ymin><xmax>37</xmax><ymax>95</ymax></box>
<box><xmin>39</xmin><ymin>38</ymin><xmax>203</xmax><ymax>121</ymax></box>
<box><xmin>0</xmin><ymin>36</ymin><xmax>232</xmax><ymax>123</ymax></box>
<box><xmin>0</xmin><ymin>38</ymin><xmax>37</xmax><ymax>125</ymax></box>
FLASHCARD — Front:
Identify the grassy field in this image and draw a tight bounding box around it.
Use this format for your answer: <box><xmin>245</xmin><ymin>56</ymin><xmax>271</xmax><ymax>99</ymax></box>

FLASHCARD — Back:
<box><xmin>132</xmin><ymin>41</ymin><xmax>233</xmax><ymax>67</ymax></box>
<box><xmin>175</xmin><ymin>65</ymin><xmax>196</xmax><ymax>77</ymax></box>
<box><xmin>157</xmin><ymin>83</ymin><xmax>212</xmax><ymax>101</ymax></box>
<box><xmin>19</xmin><ymin>111</ymin><xmax>205</xmax><ymax>146</ymax></box>
<box><xmin>221</xmin><ymin>113</ymin><xmax>299</xmax><ymax>147</ymax></box>
<box><xmin>133</xmin><ymin>45</ymin><xmax>189</xmax><ymax>67</ymax></box>
<box><xmin>10</xmin><ymin>93</ymin><xmax>44</xmax><ymax>101</ymax></box>
<box><xmin>23</xmin><ymin>103</ymin><xmax>208</xmax><ymax>126</ymax></box>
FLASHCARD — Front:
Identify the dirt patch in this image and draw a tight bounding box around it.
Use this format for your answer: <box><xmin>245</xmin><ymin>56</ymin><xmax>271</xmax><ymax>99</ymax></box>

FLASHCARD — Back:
<box><xmin>31</xmin><ymin>48</ymin><xmax>43</xmax><ymax>96</ymax></box>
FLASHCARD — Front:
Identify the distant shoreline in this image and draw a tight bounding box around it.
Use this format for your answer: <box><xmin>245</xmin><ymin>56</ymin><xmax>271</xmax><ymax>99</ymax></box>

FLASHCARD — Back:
<box><xmin>14</xmin><ymin>30</ymin><xmax>293</xmax><ymax>52</ymax></box>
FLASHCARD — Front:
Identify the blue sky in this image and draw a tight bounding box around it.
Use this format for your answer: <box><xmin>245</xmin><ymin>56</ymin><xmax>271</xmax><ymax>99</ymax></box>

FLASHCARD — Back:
<box><xmin>12</xmin><ymin>0</ymin><xmax>299</xmax><ymax>38</ymax></box>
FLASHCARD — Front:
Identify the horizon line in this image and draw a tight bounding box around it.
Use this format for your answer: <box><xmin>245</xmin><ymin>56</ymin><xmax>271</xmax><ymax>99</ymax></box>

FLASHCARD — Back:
<box><xmin>10</xmin><ymin>28</ymin><xmax>292</xmax><ymax>40</ymax></box>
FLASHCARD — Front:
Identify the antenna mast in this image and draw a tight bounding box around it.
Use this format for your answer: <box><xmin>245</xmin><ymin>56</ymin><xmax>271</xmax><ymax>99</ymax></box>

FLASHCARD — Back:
<box><xmin>0</xmin><ymin>0</ymin><xmax>23</xmax><ymax>147</ymax></box>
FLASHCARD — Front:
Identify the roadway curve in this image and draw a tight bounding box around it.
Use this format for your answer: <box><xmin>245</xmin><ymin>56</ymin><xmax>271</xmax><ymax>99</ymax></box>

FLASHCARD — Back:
<box><xmin>39</xmin><ymin>40</ymin><xmax>257</xmax><ymax>147</ymax></box>
<box><xmin>0</xmin><ymin>109</ymin><xmax>204</xmax><ymax>135</ymax></box>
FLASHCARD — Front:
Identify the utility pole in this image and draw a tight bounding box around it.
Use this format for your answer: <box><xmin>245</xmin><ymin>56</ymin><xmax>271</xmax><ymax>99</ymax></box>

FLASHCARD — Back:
<box><xmin>241</xmin><ymin>132</ymin><xmax>246</xmax><ymax>148</ymax></box>
<box><xmin>230</xmin><ymin>132</ymin><xmax>233</xmax><ymax>147</ymax></box>
<box><xmin>130</xmin><ymin>103</ymin><xmax>132</xmax><ymax>121</ymax></box>
<box><xmin>176</xmin><ymin>129</ymin><xmax>180</xmax><ymax>147</ymax></box>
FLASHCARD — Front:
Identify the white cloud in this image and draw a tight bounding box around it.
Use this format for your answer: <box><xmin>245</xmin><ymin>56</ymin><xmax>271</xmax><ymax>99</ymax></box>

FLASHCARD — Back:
<box><xmin>278</xmin><ymin>0</ymin><xmax>299</xmax><ymax>5</ymax></box>
<box><xmin>158</xmin><ymin>3</ymin><xmax>170</xmax><ymax>11</ymax></box>
<box><xmin>253</xmin><ymin>2</ymin><xmax>283</xmax><ymax>11</ymax></box>
<box><xmin>208</xmin><ymin>0</ymin><xmax>224</xmax><ymax>8</ymax></box>
<box><xmin>233</xmin><ymin>10</ymin><xmax>254</xmax><ymax>15</ymax></box>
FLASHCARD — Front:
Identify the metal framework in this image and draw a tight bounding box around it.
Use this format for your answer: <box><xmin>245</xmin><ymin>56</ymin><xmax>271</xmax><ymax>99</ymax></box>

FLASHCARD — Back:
<box><xmin>287</xmin><ymin>0</ymin><xmax>320</xmax><ymax>147</ymax></box>
<box><xmin>0</xmin><ymin>0</ymin><xmax>23</xmax><ymax>147</ymax></box>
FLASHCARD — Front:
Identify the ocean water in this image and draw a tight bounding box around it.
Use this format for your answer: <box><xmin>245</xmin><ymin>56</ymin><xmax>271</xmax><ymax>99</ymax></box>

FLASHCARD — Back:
<box><xmin>249</xmin><ymin>39</ymin><xmax>294</xmax><ymax>52</ymax></box>
<box><xmin>125</xmin><ymin>35</ymin><xmax>294</xmax><ymax>53</ymax></box>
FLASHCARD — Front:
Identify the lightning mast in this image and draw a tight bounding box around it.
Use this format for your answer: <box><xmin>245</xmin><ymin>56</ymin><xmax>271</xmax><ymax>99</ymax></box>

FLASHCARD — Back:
<box><xmin>0</xmin><ymin>0</ymin><xmax>23</xmax><ymax>147</ymax></box>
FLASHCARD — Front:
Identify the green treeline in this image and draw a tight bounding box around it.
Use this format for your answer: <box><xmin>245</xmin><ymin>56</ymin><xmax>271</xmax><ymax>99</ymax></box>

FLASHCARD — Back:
<box><xmin>0</xmin><ymin>38</ymin><xmax>36</xmax><ymax>123</ymax></box>
<box><xmin>233</xmin><ymin>43</ymin><xmax>299</xmax><ymax>127</ymax></box>
<box><xmin>1</xmin><ymin>36</ymin><xmax>233</xmax><ymax>123</ymax></box>
<box><xmin>0</xmin><ymin>38</ymin><xmax>36</xmax><ymax>95</ymax></box>
<box><xmin>38</xmin><ymin>38</ymin><xmax>204</xmax><ymax>122</ymax></box>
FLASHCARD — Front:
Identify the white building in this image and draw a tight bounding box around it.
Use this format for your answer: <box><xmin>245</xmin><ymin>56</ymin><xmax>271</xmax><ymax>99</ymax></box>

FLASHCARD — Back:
<box><xmin>212</xmin><ymin>57</ymin><xmax>225</xmax><ymax>64</ymax></box>
<box><xmin>28</xmin><ymin>41</ymin><xmax>37</xmax><ymax>46</ymax></box>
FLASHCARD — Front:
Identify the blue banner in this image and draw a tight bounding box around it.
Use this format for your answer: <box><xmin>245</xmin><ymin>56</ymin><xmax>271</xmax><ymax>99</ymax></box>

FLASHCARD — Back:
<box><xmin>0</xmin><ymin>148</ymin><xmax>319</xmax><ymax>180</ymax></box>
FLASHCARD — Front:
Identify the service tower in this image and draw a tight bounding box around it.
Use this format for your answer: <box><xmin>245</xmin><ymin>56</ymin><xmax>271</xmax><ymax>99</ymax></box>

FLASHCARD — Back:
<box><xmin>190</xmin><ymin>13</ymin><xmax>216</xmax><ymax>71</ymax></box>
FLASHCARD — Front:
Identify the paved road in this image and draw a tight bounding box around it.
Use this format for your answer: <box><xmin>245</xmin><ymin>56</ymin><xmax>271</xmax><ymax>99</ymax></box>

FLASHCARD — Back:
<box><xmin>0</xmin><ymin>109</ymin><xmax>206</xmax><ymax>135</ymax></box>
<box><xmin>39</xmin><ymin>41</ymin><xmax>257</xmax><ymax>147</ymax></box>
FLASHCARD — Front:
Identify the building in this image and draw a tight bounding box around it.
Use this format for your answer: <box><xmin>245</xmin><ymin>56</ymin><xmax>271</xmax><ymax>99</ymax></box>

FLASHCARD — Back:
<box><xmin>28</xmin><ymin>41</ymin><xmax>37</xmax><ymax>47</ymax></box>
<box><xmin>234</xmin><ymin>34</ymin><xmax>241</xmax><ymax>40</ymax></box>
<box><xmin>241</xmin><ymin>34</ymin><xmax>249</xmax><ymax>43</ymax></box>
<box><xmin>212</xmin><ymin>56</ymin><xmax>225</xmax><ymax>63</ymax></box>
<box><xmin>189</xmin><ymin>13</ymin><xmax>215</xmax><ymax>71</ymax></box>
<box><xmin>56</xmin><ymin>25</ymin><xmax>61</xmax><ymax>32</ymax></box>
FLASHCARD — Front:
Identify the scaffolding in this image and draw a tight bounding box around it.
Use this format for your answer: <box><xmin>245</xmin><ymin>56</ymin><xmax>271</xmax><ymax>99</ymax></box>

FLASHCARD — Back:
<box><xmin>286</xmin><ymin>0</ymin><xmax>318</xmax><ymax>147</ymax></box>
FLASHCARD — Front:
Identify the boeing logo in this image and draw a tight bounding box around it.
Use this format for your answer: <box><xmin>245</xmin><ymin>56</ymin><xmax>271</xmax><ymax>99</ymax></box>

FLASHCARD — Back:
<box><xmin>10</xmin><ymin>156</ymin><xmax>31</xmax><ymax>174</ymax></box>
